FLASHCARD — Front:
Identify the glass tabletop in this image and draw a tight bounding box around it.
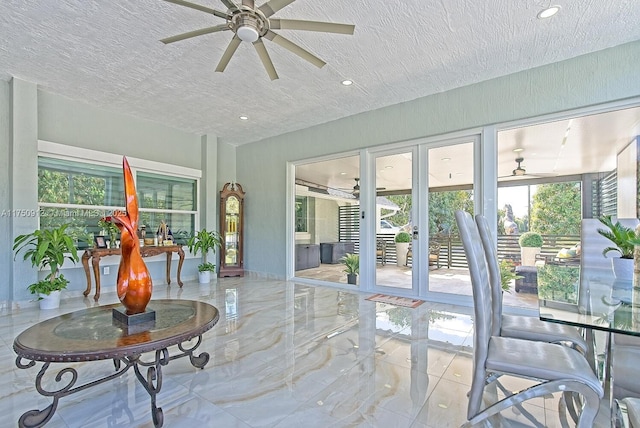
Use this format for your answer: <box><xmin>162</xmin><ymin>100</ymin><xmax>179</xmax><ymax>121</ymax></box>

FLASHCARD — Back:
<box><xmin>13</xmin><ymin>299</ymin><xmax>219</xmax><ymax>362</ymax></box>
<box><xmin>537</xmin><ymin>262</ymin><xmax>640</xmax><ymax>337</ymax></box>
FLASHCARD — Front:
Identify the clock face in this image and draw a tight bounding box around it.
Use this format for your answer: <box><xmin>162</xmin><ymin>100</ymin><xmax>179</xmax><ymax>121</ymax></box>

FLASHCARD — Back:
<box><xmin>227</xmin><ymin>196</ymin><xmax>239</xmax><ymax>214</ymax></box>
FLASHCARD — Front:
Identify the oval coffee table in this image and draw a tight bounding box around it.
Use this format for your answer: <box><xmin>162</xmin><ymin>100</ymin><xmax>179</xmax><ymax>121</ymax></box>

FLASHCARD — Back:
<box><xmin>14</xmin><ymin>299</ymin><xmax>219</xmax><ymax>428</ymax></box>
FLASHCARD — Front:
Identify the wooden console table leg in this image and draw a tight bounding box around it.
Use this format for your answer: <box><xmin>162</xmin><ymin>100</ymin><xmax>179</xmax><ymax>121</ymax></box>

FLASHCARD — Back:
<box><xmin>165</xmin><ymin>252</ymin><xmax>172</xmax><ymax>285</ymax></box>
<box><xmin>176</xmin><ymin>247</ymin><xmax>184</xmax><ymax>287</ymax></box>
<box><xmin>82</xmin><ymin>250</ymin><xmax>92</xmax><ymax>297</ymax></box>
<box><xmin>91</xmin><ymin>254</ymin><xmax>102</xmax><ymax>301</ymax></box>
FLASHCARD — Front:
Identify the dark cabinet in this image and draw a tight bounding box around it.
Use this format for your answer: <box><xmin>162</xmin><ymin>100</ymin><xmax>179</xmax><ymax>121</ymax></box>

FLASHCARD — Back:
<box><xmin>320</xmin><ymin>242</ymin><xmax>355</xmax><ymax>264</ymax></box>
<box><xmin>295</xmin><ymin>244</ymin><xmax>320</xmax><ymax>270</ymax></box>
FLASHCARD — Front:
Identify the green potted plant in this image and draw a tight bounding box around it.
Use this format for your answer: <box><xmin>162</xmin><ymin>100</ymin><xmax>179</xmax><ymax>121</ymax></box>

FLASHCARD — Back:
<box><xmin>13</xmin><ymin>223</ymin><xmax>79</xmax><ymax>309</ymax></box>
<box><xmin>98</xmin><ymin>218</ymin><xmax>119</xmax><ymax>247</ymax></box>
<box><xmin>597</xmin><ymin>215</ymin><xmax>640</xmax><ymax>279</ymax></box>
<box><xmin>394</xmin><ymin>231</ymin><xmax>412</xmax><ymax>266</ymax></box>
<box><xmin>498</xmin><ymin>259</ymin><xmax>520</xmax><ymax>293</ymax></box>
<box><xmin>340</xmin><ymin>253</ymin><xmax>359</xmax><ymax>285</ymax></box>
<box><xmin>518</xmin><ymin>231</ymin><xmax>543</xmax><ymax>266</ymax></box>
<box><xmin>187</xmin><ymin>228</ymin><xmax>223</xmax><ymax>284</ymax></box>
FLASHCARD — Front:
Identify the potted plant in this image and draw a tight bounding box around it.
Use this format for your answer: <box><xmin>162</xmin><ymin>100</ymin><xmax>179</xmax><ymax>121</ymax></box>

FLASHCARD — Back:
<box><xmin>394</xmin><ymin>231</ymin><xmax>412</xmax><ymax>266</ymax></box>
<box><xmin>13</xmin><ymin>223</ymin><xmax>79</xmax><ymax>309</ymax></box>
<box><xmin>518</xmin><ymin>231</ymin><xmax>543</xmax><ymax>266</ymax></box>
<box><xmin>597</xmin><ymin>215</ymin><xmax>640</xmax><ymax>279</ymax></box>
<box><xmin>340</xmin><ymin>253</ymin><xmax>359</xmax><ymax>285</ymax></box>
<box><xmin>498</xmin><ymin>259</ymin><xmax>520</xmax><ymax>293</ymax></box>
<box><xmin>98</xmin><ymin>218</ymin><xmax>119</xmax><ymax>247</ymax></box>
<box><xmin>187</xmin><ymin>228</ymin><xmax>223</xmax><ymax>284</ymax></box>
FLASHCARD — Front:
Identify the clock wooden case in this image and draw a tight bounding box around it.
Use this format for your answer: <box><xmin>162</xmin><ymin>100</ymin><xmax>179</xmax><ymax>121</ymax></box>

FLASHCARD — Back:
<box><xmin>219</xmin><ymin>182</ymin><xmax>245</xmax><ymax>277</ymax></box>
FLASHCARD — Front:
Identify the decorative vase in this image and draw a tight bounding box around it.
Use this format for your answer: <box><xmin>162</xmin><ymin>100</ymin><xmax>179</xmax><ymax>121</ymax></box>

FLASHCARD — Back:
<box><xmin>520</xmin><ymin>247</ymin><xmax>541</xmax><ymax>266</ymax></box>
<box><xmin>612</xmin><ymin>257</ymin><xmax>634</xmax><ymax>281</ymax></box>
<box><xmin>199</xmin><ymin>271</ymin><xmax>211</xmax><ymax>284</ymax></box>
<box><xmin>39</xmin><ymin>290</ymin><xmax>61</xmax><ymax>310</ymax></box>
<box><xmin>396</xmin><ymin>242</ymin><xmax>410</xmax><ymax>266</ymax></box>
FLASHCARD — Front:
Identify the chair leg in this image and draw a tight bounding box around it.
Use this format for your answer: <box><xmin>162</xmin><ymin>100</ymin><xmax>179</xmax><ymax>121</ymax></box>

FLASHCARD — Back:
<box><xmin>464</xmin><ymin>379</ymin><xmax>601</xmax><ymax>428</ymax></box>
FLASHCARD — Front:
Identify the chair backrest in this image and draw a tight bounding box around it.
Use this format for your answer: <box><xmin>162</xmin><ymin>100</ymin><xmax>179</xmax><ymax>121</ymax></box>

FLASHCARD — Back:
<box><xmin>475</xmin><ymin>214</ymin><xmax>503</xmax><ymax>336</ymax></box>
<box><xmin>454</xmin><ymin>210</ymin><xmax>492</xmax><ymax>419</ymax></box>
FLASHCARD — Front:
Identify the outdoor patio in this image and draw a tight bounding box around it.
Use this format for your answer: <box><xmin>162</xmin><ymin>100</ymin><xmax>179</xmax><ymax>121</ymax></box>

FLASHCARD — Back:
<box><xmin>296</xmin><ymin>263</ymin><xmax>540</xmax><ymax>310</ymax></box>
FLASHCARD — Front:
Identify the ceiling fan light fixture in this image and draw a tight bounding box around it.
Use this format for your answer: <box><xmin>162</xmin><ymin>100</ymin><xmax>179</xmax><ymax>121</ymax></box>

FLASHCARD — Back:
<box><xmin>237</xmin><ymin>25</ymin><xmax>259</xmax><ymax>42</ymax></box>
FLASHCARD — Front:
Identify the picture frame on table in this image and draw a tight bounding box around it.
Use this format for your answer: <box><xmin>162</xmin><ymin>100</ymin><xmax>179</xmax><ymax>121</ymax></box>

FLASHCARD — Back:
<box><xmin>94</xmin><ymin>235</ymin><xmax>107</xmax><ymax>249</ymax></box>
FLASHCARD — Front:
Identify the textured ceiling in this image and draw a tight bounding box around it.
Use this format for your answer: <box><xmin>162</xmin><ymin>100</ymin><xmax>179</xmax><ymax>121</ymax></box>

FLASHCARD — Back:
<box><xmin>1</xmin><ymin>0</ymin><xmax>640</xmax><ymax>146</ymax></box>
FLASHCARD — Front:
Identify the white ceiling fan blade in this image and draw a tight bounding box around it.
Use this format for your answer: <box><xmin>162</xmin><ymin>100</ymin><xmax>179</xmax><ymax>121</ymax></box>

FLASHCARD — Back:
<box><xmin>258</xmin><ymin>0</ymin><xmax>296</xmax><ymax>18</ymax></box>
<box><xmin>269</xmin><ymin>19</ymin><xmax>355</xmax><ymax>35</ymax></box>
<box><xmin>215</xmin><ymin>36</ymin><xmax>242</xmax><ymax>72</ymax></box>
<box><xmin>161</xmin><ymin>24</ymin><xmax>230</xmax><ymax>44</ymax></box>
<box><xmin>263</xmin><ymin>30</ymin><xmax>325</xmax><ymax>68</ymax></box>
<box><xmin>253</xmin><ymin>39</ymin><xmax>279</xmax><ymax>80</ymax></box>
<box><xmin>219</xmin><ymin>0</ymin><xmax>239</xmax><ymax>12</ymax></box>
<box><xmin>163</xmin><ymin>0</ymin><xmax>230</xmax><ymax>20</ymax></box>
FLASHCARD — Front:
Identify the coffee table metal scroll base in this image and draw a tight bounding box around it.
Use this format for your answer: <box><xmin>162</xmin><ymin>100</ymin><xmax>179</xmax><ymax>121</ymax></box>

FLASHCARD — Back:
<box><xmin>16</xmin><ymin>336</ymin><xmax>208</xmax><ymax>428</ymax></box>
<box><xmin>13</xmin><ymin>300</ymin><xmax>218</xmax><ymax>428</ymax></box>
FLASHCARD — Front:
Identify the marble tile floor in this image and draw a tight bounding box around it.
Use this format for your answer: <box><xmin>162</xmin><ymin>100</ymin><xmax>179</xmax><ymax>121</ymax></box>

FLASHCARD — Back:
<box><xmin>1</xmin><ymin>277</ymin><xmax>597</xmax><ymax>427</ymax></box>
<box><xmin>296</xmin><ymin>264</ymin><xmax>540</xmax><ymax>310</ymax></box>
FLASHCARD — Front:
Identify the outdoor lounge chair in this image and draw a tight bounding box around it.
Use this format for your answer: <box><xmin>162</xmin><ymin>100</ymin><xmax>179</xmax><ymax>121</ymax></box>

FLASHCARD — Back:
<box><xmin>455</xmin><ymin>210</ymin><xmax>603</xmax><ymax>428</ymax></box>
<box><xmin>376</xmin><ymin>239</ymin><xmax>387</xmax><ymax>265</ymax></box>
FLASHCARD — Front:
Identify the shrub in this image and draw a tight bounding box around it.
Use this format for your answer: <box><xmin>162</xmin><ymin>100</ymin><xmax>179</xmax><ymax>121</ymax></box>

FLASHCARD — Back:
<box><xmin>518</xmin><ymin>232</ymin><xmax>543</xmax><ymax>248</ymax></box>
<box><xmin>394</xmin><ymin>231</ymin><xmax>411</xmax><ymax>243</ymax></box>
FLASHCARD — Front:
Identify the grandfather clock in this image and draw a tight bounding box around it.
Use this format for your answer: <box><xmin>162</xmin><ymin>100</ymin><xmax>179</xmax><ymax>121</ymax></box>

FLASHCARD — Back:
<box><xmin>219</xmin><ymin>182</ymin><xmax>245</xmax><ymax>277</ymax></box>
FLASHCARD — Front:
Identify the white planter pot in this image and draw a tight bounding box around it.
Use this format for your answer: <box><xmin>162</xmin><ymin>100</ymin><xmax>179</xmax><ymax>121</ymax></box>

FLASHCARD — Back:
<box><xmin>520</xmin><ymin>247</ymin><xmax>541</xmax><ymax>266</ymax></box>
<box><xmin>198</xmin><ymin>270</ymin><xmax>211</xmax><ymax>284</ymax></box>
<box><xmin>612</xmin><ymin>257</ymin><xmax>634</xmax><ymax>280</ymax></box>
<box><xmin>39</xmin><ymin>290</ymin><xmax>61</xmax><ymax>310</ymax></box>
<box><xmin>396</xmin><ymin>242</ymin><xmax>410</xmax><ymax>266</ymax></box>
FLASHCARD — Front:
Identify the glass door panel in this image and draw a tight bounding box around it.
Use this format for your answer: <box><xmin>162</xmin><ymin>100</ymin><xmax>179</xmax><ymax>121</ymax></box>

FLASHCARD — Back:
<box><xmin>427</xmin><ymin>142</ymin><xmax>474</xmax><ymax>297</ymax></box>
<box><xmin>374</xmin><ymin>151</ymin><xmax>414</xmax><ymax>291</ymax></box>
<box><xmin>294</xmin><ymin>155</ymin><xmax>360</xmax><ymax>286</ymax></box>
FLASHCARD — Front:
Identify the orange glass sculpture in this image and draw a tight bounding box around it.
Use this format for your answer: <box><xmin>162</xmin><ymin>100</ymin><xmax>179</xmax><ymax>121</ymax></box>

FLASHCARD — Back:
<box><xmin>106</xmin><ymin>157</ymin><xmax>152</xmax><ymax>314</ymax></box>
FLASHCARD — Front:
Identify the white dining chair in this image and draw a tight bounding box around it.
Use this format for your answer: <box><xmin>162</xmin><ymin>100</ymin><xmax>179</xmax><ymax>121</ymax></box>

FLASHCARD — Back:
<box><xmin>455</xmin><ymin>210</ymin><xmax>603</xmax><ymax>428</ymax></box>
<box><xmin>475</xmin><ymin>214</ymin><xmax>588</xmax><ymax>354</ymax></box>
<box><xmin>621</xmin><ymin>397</ymin><xmax>640</xmax><ymax>428</ymax></box>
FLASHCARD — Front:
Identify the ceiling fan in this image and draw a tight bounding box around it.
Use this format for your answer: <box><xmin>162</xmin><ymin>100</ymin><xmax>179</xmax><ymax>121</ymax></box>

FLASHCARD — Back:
<box><xmin>161</xmin><ymin>0</ymin><xmax>355</xmax><ymax>80</ymax></box>
<box><xmin>342</xmin><ymin>178</ymin><xmax>386</xmax><ymax>195</ymax></box>
<box><xmin>499</xmin><ymin>157</ymin><xmax>556</xmax><ymax>179</ymax></box>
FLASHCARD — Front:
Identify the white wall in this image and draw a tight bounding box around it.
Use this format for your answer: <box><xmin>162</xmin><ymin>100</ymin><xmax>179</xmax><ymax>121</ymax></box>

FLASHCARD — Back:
<box><xmin>237</xmin><ymin>40</ymin><xmax>640</xmax><ymax>278</ymax></box>
<box><xmin>617</xmin><ymin>136</ymin><xmax>639</xmax><ymax>218</ymax></box>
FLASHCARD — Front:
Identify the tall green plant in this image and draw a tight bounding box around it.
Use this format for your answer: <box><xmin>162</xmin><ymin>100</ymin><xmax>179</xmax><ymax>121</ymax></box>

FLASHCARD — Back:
<box><xmin>597</xmin><ymin>215</ymin><xmax>640</xmax><ymax>259</ymax></box>
<box><xmin>13</xmin><ymin>224</ymin><xmax>79</xmax><ymax>295</ymax></box>
<box><xmin>187</xmin><ymin>229</ymin><xmax>223</xmax><ymax>271</ymax></box>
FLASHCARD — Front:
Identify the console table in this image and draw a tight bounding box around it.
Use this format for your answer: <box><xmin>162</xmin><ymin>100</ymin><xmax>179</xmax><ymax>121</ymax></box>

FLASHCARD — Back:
<box><xmin>82</xmin><ymin>245</ymin><xmax>185</xmax><ymax>301</ymax></box>
<box><xmin>13</xmin><ymin>299</ymin><xmax>219</xmax><ymax>428</ymax></box>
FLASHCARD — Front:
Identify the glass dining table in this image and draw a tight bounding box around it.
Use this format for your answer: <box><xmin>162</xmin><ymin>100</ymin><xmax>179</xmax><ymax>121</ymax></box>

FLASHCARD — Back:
<box><xmin>536</xmin><ymin>261</ymin><xmax>639</xmax><ymax>426</ymax></box>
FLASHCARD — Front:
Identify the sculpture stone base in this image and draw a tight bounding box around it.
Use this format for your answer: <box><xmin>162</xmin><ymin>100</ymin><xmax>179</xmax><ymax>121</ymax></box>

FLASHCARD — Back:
<box><xmin>112</xmin><ymin>307</ymin><xmax>156</xmax><ymax>325</ymax></box>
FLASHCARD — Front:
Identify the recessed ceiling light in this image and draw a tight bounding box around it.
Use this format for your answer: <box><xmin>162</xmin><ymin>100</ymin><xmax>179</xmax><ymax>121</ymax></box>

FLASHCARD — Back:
<box><xmin>341</xmin><ymin>79</ymin><xmax>353</xmax><ymax>86</ymax></box>
<box><xmin>513</xmin><ymin>148</ymin><xmax>524</xmax><ymax>153</ymax></box>
<box><xmin>441</xmin><ymin>157</ymin><xmax>451</xmax><ymax>162</ymax></box>
<box><xmin>537</xmin><ymin>5</ymin><xmax>560</xmax><ymax>19</ymax></box>
<box><xmin>385</xmin><ymin>166</ymin><xmax>393</xmax><ymax>169</ymax></box>
<box><xmin>340</xmin><ymin>172</ymin><xmax>347</xmax><ymax>175</ymax></box>
<box><xmin>239</xmin><ymin>115</ymin><xmax>249</xmax><ymax>120</ymax></box>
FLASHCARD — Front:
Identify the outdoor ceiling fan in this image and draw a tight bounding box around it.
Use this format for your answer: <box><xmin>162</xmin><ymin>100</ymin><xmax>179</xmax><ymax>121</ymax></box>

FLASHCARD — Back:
<box><xmin>499</xmin><ymin>157</ymin><xmax>556</xmax><ymax>179</ymax></box>
<box><xmin>161</xmin><ymin>0</ymin><xmax>355</xmax><ymax>80</ymax></box>
<box><xmin>342</xmin><ymin>178</ymin><xmax>386</xmax><ymax>196</ymax></box>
